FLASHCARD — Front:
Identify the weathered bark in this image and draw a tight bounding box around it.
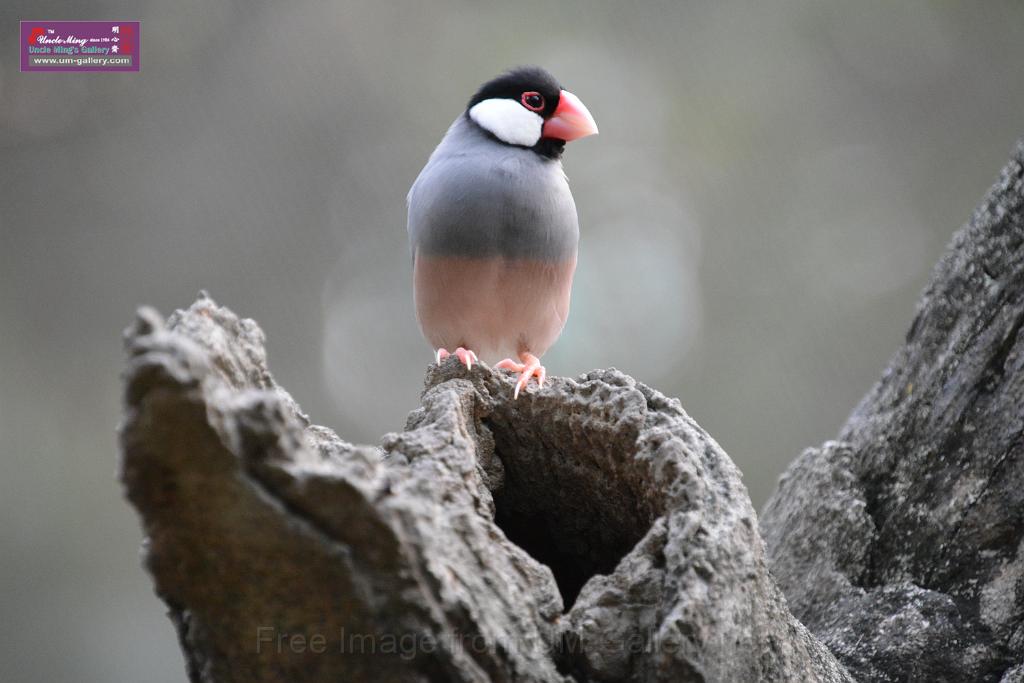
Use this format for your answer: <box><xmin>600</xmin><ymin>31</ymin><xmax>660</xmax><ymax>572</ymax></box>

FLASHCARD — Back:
<box><xmin>761</xmin><ymin>142</ymin><xmax>1024</xmax><ymax>682</ymax></box>
<box><xmin>120</xmin><ymin>298</ymin><xmax>849</xmax><ymax>681</ymax></box>
<box><xmin>120</xmin><ymin>143</ymin><xmax>1024</xmax><ymax>682</ymax></box>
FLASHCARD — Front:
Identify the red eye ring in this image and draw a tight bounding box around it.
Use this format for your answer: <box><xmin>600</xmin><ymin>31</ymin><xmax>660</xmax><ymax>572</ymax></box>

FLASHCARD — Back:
<box><xmin>521</xmin><ymin>91</ymin><xmax>545</xmax><ymax>112</ymax></box>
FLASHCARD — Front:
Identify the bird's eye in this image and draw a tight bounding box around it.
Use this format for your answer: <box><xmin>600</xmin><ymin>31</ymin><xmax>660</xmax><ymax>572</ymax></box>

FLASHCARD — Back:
<box><xmin>521</xmin><ymin>91</ymin><xmax>545</xmax><ymax>112</ymax></box>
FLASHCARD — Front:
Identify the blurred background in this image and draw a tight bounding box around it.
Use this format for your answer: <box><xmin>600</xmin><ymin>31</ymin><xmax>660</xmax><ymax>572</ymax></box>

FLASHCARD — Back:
<box><xmin>3</xmin><ymin>2</ymin><xmax>1024</xmax><ymax>681</ymax></box>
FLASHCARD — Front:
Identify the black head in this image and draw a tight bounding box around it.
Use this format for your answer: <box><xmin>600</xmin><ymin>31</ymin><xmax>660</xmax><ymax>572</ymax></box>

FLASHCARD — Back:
<box><xmin>467</xmin><ymin>65</ymin><xmax>563</xmax><ymax>120</ymax></box>
<box><xmin>463</xmin><ymin>66</ymin><xmax>597</xmax><ymax>159</ymax></box>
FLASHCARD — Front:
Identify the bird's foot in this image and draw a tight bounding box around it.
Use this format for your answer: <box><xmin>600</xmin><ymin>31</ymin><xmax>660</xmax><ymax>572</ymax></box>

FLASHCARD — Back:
<box><xmin>436</xmin><ymin>347</ymin><xmax>478</xmax><ymax>370</ymax></box>
<box><xmin>495</xmin><ymin>352</ymin><xmax>546</xmax><ymax>399</ymax></box>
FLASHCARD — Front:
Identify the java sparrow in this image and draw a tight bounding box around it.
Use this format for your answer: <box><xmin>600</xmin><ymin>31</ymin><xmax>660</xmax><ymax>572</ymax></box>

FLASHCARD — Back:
<box><xmin>407</xmin><ymin>66</ymin><xmax>598</xmax><ymax>398</ymax></box>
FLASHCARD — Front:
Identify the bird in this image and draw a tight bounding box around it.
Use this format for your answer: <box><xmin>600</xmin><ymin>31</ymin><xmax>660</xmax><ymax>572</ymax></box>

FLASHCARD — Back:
<box><xmin>407</xmin><ymin>66</ymin><xmax>598</xmax><ymax>398</ymax></box>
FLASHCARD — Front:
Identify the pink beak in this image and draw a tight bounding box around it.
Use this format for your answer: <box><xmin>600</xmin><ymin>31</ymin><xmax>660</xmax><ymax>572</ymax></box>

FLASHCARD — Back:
<box><xmin>542</xmin><ymin>90</ymin><xmax>599</xmax><ymax>142</ymax></box>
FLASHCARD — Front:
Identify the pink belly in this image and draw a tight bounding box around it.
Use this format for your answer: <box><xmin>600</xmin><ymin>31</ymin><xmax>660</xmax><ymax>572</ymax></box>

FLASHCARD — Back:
<box><xmin>413</xmin><ymin>252</ymin><xmax>576</xmax><ymax>363</ymax></box>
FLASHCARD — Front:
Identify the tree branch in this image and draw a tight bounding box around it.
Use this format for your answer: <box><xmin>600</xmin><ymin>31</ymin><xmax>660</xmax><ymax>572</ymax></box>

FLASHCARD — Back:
<box><xmin>761</xmin><ymin>141</ymin><xmax>1024</xmax><ymax>683</ymax></box>
<box><xmin>120</xmin><ymin>141</ymin><xmax>1024</xmax><ymax>683</ymax></box>
<box><xmin>120</xmin><ymin>297</ymin><xmax>849</xmax><ymax>681</ymax></box>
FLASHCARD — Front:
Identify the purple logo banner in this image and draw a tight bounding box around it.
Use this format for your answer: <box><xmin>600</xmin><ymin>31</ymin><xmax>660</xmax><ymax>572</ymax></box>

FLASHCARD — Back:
<box><xmin>21</xmin><ymin>21</ymin><xmax>140</xmax><ymax>72</ymax></box>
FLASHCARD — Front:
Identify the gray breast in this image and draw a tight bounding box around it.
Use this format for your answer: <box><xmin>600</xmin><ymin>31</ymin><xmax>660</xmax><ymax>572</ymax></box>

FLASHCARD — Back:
<box><xmin>408</xmin><ymin>116</ymin><xmax>579</xmax><ymax>262</ymax></box>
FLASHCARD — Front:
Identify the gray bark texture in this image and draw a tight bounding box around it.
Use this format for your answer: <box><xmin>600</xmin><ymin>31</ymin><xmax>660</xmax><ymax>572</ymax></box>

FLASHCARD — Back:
<box><xmin>119</xmin><ymin>142</ymin><xmax>1024</xmax><ymax>683</ymax></box>
<box><xmin>120</xmin><ymin>298</ymin><xmax>848</xmax><ymax>682</ymax></box>
<box><xmin>761</xmin><ymin>141</ymin><xmax>1024</xmax><ymax>682</ymax></box>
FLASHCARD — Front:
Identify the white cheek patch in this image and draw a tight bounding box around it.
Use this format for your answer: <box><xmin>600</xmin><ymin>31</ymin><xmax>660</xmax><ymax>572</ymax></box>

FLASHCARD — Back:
<box><xmin>468</xmin><ymin>98</ymin><xmax>543</xmax><ymax>147</ymax></box>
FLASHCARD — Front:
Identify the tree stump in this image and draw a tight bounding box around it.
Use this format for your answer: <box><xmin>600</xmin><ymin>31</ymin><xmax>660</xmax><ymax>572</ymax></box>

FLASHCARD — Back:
<box><xmin>120</xmin><ymin>142</ymin><xmax>1024</xmax><ymax>682</ymax></box>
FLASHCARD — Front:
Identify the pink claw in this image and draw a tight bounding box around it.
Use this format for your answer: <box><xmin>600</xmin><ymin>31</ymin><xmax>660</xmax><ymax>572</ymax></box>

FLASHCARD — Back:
<box><xmin>454</xmin><ymin>347</ymin><xmax>478</xmax><ymax>370</ymax></box>
<box><xmin>495</xmin><ymin>352</ymin><xmax>546</xmax><ymax>399</ymax></box>
<box><xmin>436</xmin><ymin>347</ymin><xmax>478</xmax><ymax>370</ymax></box>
